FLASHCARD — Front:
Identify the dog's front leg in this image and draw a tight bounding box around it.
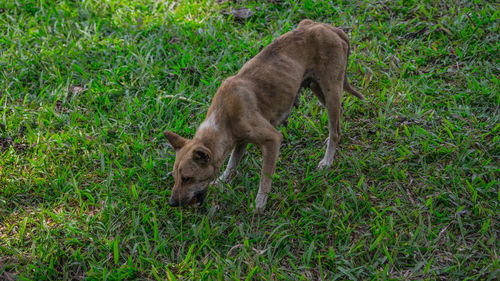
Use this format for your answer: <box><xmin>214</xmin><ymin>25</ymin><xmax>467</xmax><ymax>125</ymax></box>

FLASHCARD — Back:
<box><xmin>219</xmin><ymin>141</ymin><xmax>248</xmax><ymax>183</ymax></box>
<box><xmin>254</xmin><ymin>128</ymin><xmax>282</xmax><ymax>214</ymax></box>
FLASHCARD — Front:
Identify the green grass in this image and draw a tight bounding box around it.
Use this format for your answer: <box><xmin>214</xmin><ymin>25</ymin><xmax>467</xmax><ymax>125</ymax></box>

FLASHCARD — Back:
<box><xmin>0</xmin><ymin>0</ymin><xmax>498</xmax><ymax>280</ymax></box>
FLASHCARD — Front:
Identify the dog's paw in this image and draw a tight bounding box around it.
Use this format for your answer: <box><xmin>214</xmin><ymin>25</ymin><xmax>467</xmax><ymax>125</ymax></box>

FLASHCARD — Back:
<box><xmin>317</xmin><ymin>158</ymin><xmax>332</xmax><ymax>170</ymax></box>
<box><xmin>224</xmin><ymin>167</ymin><xmax>240</xmax><ymax>181</ymax></box>
<box><xmin>212</xmin><ymin>176</ymin><xmax>222</xmax><ymax>185</ymax></box>
<box><xmin>214</xmin><ymin>170</ymin><xmax>236</xmax><ymax>185</ymax></box>
<box><xmin>254</xmin><ymin>193</ymin><xmax>268</xmax><ymax>214</ymax></box>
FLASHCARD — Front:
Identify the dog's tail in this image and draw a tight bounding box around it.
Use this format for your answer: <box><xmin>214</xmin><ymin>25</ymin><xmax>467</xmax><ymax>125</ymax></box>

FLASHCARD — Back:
<box><xmin>344</xmin><ymin>76</ymin><xmax>364</xmax><ymax>100</ymax></box>
<box><xmin>335</xmin><ymin>28</ymin><xmax>365</xmax><ymax>100</ymax></box>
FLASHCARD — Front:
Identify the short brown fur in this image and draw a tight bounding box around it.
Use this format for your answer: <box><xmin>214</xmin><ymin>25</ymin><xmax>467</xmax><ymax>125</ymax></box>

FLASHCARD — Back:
<box><xmin>165</xmin><ymin>20</ymin><xmax>364</xmax><ymax>212</ymax></box>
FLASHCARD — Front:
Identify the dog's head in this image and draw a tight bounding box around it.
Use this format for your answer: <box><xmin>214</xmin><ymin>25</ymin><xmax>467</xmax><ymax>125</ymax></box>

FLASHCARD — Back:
<box><xmin>164</xmin><ymin>131</ymin><xmax>215</xmax><ymax>207</ymax></box>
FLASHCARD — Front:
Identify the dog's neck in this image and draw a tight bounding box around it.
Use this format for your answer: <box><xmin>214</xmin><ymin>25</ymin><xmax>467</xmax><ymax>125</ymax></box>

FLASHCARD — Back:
<box><xmin>194</xmin><ymin>113</ymin><xmax>234</xmax><ymax>172</ymax></box>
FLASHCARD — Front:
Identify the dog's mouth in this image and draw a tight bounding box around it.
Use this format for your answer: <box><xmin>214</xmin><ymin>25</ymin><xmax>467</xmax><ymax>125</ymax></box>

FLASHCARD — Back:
<box><xmin>188</xmin><ymin>188</ymin><xmax>208</xmax><ymax>206</ymax></box>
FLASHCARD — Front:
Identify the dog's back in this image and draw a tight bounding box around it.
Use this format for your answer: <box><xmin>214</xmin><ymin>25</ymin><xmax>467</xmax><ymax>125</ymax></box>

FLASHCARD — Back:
<box><xmin>223</xmin><ymin>20</ymin><xmax>361</xmax><ymax>126</ymax></box>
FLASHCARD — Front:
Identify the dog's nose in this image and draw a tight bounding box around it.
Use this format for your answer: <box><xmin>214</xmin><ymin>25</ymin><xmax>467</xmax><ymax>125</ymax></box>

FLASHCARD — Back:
<box><xmin>168</xmin><ymin>198</ymin><xmax>179</xmax><ymax>207</ymax></box>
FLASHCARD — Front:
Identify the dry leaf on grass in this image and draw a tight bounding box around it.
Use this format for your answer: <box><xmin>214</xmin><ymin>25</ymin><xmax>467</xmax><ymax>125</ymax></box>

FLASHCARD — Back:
<box><xmin>223</xmin><ymin>7</ymin><xmax>255</xmax><ymax>21</ymax></box>
<box><xmin>68</xmin><ymin>85</ymin><xmax>86</xmax><ymax>95</ymax></box>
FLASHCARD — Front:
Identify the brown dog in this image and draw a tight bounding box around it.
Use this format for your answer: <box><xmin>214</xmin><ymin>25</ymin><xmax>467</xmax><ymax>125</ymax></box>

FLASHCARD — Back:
<box><xmin>164</xmin><ymin>20</ymin><xmax>364</xmax><ymax>213</ymax></box>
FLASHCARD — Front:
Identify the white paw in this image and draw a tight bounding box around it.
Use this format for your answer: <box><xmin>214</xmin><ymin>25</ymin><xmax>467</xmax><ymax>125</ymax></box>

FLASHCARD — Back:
<box><xmin>254</xmin><ymin>193</ymin><xmax>268</xmax><ymax>214</ymax></box>
<box><xmin>317</xmin><ymin>158</ymin><xmax>332</xmax><ymax>170</ymax></box>
<box><xmin>212</xmin><ymin>173</ymin><xmax>229</xmax><ymax>185</ymax></box>
<box><xmin>211</xmin><ymin>176</ymin><xmax>223</xmax><ymax>185</ymax></box>
<box><xmin>217</xmin><ymin>169</ymin><xmax>237</xmax><ymax>185</ymax></box>
<box><xmin>220</xmin><ymin>173</ymin><xmax>230</xmax><ymax>183</ymax></box>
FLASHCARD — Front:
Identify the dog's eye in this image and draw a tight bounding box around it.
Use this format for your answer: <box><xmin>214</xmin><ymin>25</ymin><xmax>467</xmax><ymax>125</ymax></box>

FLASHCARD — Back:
<box><xmin>181</xmin><ymin>177</ymin><xmax>191</xmax><ymax>184</ymax></box>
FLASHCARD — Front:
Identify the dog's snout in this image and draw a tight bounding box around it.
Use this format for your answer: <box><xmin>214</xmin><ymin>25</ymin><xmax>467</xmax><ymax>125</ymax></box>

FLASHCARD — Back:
<box><xmin>168</xmin><ymin>198</ymin><xmax>179</xmax><ymax>207</ymax></box>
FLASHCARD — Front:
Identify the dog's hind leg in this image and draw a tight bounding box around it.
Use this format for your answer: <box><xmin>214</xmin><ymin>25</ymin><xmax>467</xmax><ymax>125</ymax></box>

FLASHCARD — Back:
<box><xmin>309</xmin><ymin>80</ymin><xmax>325</xmax><ymax>105</ymax></box>
<box><xmin>317</xmin><ymin>80</ymin><xmax>343</xmax><ymax>170</ymax></box>
<box><xmin>219</xmin><ymin>141</ymin><xmax>248</xmax><ymax>182</ymax></box>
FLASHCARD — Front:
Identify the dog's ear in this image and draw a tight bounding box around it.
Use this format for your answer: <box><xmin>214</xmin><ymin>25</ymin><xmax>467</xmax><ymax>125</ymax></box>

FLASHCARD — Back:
<box><xmin>192</xmin><ymin>146</ymin><xmax>211</xmax><ymax>165</ymax></box>
<box><xmin>164</xmin><ymin>131</ymin><xmax>187</xmax><ymax>151</ymax></box>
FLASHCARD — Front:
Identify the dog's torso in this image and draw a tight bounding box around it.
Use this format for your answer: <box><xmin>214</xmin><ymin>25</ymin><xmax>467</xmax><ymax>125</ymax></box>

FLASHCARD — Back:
<box><xmin>201</xmin><ymin>20</ymin><xmax>349</xmax><ymax>142</ymax></box>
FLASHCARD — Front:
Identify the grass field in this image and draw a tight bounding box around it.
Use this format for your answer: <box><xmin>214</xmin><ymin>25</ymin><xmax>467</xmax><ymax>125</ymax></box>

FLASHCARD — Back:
<box><xmin>0</xmin><ymin>0</ymin><xmax>498</xmax><ymax>280</ymax></box>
